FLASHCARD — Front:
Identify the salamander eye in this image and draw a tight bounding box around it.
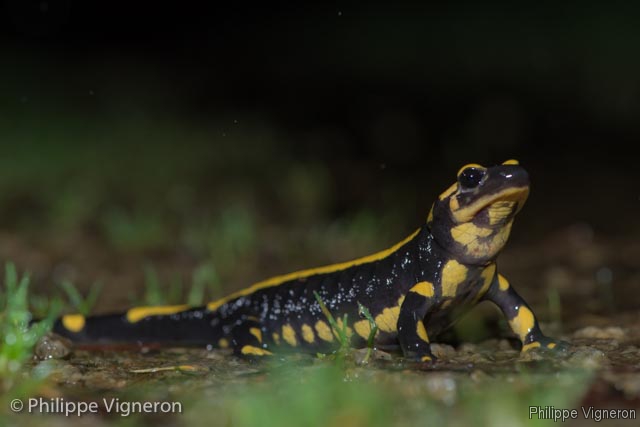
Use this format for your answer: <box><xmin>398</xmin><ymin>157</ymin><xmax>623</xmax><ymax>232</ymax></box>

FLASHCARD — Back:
<box><xmin>458</xmin><ymin>167</ymin><xmax>485</xmax><ymax>190</ymax></box>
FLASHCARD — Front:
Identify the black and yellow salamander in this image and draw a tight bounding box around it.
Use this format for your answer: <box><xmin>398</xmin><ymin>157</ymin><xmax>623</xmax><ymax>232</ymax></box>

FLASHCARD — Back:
<box><xmin>53</xmin><ymin>160</ymin><xmax>564</xmax><ymax>362</ymax></box>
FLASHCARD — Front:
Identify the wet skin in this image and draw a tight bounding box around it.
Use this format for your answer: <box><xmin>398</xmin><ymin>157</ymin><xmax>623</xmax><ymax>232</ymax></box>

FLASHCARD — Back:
<box><xmin>54</xmin><ymin>160</ymin><xmax>564</xmax><ymax>361</ymax></box>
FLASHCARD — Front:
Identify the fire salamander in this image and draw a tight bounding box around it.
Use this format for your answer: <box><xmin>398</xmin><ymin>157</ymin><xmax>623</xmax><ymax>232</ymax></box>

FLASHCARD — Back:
<box><xmin>53</xmin><ymin>160</ymin><xmax>564</xmax><ymax>362</ymax></box>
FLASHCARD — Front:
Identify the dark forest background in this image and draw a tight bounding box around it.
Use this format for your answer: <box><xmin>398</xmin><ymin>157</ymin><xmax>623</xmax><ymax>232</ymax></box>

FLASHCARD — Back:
<box><xmin>0</xmin><ymin>1</ymin><xmax>638</xmax><ymax>306</ymax></box>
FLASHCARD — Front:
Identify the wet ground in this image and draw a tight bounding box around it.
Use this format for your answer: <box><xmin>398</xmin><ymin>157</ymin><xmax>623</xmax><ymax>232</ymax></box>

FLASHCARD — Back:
<box><xmin>3</xmin><ymin>225</ymin><xmax>639</xmax><ymax>427</ymax></box>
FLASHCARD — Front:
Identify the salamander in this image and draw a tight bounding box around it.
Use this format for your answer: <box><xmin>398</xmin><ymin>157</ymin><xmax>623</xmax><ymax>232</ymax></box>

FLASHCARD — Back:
<box><xmin>53</xmin><ymin>160</ymin><xmax>563</xmax><ymax>361</ymax></box>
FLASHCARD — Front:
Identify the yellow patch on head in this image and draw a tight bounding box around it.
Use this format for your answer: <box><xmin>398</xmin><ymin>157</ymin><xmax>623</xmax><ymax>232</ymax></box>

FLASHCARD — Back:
<box><xmin>498</xmin><ymin>274</ymin><xmax>510</xmax><ymax>291</ymax></box>
<box><xmin>301</xmin><ymin>324</ymin><xmax>315</xmax><ymax>343</ymax></box>
<box><xmin>375</xmin><ymin>306</ymin><xmax>401</xmax><ymax>333</ymax></box>
<box><xmin>509</xmin><ymin>306</ymin><xmax>535</xmax><ymax>341</ymax></box>
<box><xmin>547</xmin><ymin>342</ymin><xmax>557</xmax><ymax>349</ymax></box>
<box><xmin>451</xmin><ymin>223</ymin><xmax>493</xmax><ymax>246</ymax></box>
<box><xmin>62</xmin><ymin>314</ymin><xmax>85</xmax><ymax>333</ymax></box>
<box><xmin>218</xmin><ymin>338</ymin><xmax>229</xmax><ymax>349</ymax></box>
<box><xmin>416</xmin><ymin>321</ymin><xmax>429</xmax><ymax>343</ymax></box>
<box><xmin>502</xmin><ymin>159</ymin><xmax>519</xmax><ymax>165</ymax></box>
<box><xmin>457</xmin><ymin>163</ymin><xmax>484</xmax><ymax>177</ymax></box>
<box><xmin>451</xmin><ymin>186</ymin><xmax>529</xmax><ymax>224</ymax></box>
<box><xmin>438</xmin><ymin>183</ymin><xmax>458</xmax><ymax>201</ymax></box>
<box><xmin>522</xmin><ymin>341</ymin><xmax>541</xmax><ymax>352</ymax></box>
<box><xmin>314</xmin><ymin>320</ymin><xmax>334</xmax><ymax>342</ymax></box>
<box><xmin>410</xmin><ymin>281</ymin><xmax>435</xmax><ymax>298</ymax></box>
<box><xmin>249</xmin><ymin>327</ymin><xmax>262</xmax><ymax>343</ymax></box>
<box><xmin>449</xmin><ymin>197</ymin><xmax>460</xmax><ymax>212</ymax></box>
<box><xmin>240</xmin><ymin>345</ymin><xmax>273</xmax><ymax>356</ymax></box>
<box><xmin>441</xmin><ymin>260</ymin><xmax>468</xmax><ymax>297</ymax></box>
<box><xmin>126</xmin><ymin>305</ymin><xmax>189</xmax><ymax>323</ymax></box>
<box><xmin>420</xmin><ymin>355</ymin><xmax>432</xmax><ymax>362</ymax></box>
<box><xmin>454</xmin><ymin>220</ymin><xmax>514</xmax><ymax>260</ymax></box>
<box><xmin>488</xmin><ymin>200</ymin><xmax>517</xmax><ymax>225</ymax></box>
<box><xmin>282</xmin><ymin>324</ymin><xmax>298</xmax><ymax>346</ymax></box>
<box><xmin>354</xmin><ymin>319</ymin><xmax>373</xmax><ymax>339</ymax></box>
<box><xmin>272</xmin><ymin>332</ymin><xmax>281</xmax><ymax>345</ymax></box>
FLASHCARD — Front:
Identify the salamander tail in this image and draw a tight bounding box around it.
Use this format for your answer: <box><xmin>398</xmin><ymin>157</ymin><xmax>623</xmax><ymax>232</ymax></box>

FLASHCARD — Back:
<box><xmin>52</xmin><ymin>306</ymin><xmax>218</xmax><ymax>346</ymax></box>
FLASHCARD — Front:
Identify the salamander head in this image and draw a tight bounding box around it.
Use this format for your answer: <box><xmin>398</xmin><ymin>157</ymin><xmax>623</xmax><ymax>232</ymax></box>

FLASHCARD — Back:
<box><xmin>428</xmin><ymin>159</ymin><xmax>530</xmax><ymax>264</ymax></box>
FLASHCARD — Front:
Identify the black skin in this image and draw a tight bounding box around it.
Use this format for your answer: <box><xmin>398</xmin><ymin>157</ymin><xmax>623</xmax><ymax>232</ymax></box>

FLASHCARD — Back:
<box><xmin>53</xmin><ymin>163</ymin><xmax>565</xmax><ymax>361</ymax></box>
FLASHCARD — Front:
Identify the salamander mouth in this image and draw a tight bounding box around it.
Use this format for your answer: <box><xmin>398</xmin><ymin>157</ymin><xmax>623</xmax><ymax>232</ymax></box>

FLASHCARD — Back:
<box><xmin>452</xmin><ymin>185</ymin><xmax>529</xmax><ymax>224</ymax></box>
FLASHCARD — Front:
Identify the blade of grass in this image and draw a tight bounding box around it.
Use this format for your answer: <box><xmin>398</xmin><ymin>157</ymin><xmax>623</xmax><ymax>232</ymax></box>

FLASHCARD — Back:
<box><xmin>357</xmin><ymin>301</ymin><xmax>378</xmax><ymax>364</ymax></box>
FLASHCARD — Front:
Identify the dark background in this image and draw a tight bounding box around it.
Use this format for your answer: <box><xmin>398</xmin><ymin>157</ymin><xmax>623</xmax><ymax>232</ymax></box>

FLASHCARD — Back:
<box><xmin>0</xmin><ymin>1</ymin><xmax>638</xmax><ymax>305</ymax></box>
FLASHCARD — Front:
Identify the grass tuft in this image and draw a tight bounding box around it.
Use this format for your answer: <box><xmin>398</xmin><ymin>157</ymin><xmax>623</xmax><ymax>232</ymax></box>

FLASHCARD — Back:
<box><xmin>0</xmin><ymin>263</ymin><xmax>59</xmax><ymax>391</ymax></box>
<box><xmin>59</xmin><ymin>280</ymin><xmax>103</xmax><ymax>316</ymax></box>
<box><xmin>313</xmin><ymin>291</ymin><xmax>351</xmax><ymax>356</ymax></box>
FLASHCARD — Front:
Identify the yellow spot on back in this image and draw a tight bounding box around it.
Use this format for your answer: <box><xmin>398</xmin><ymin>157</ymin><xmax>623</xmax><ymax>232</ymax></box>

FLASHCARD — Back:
<box><xmin>510</xmin><ymin>306</ymin><xmax>535</xmax><ymax>341</ymax></box>
<box><xmin>441</xmin><ymin>260</ymin><xmax>468</xmax><ymax>297</ymax></box>
<box><xmin>410</xmin><ymin>281</ymin><xmax>435</xmax><ymax>298</ymax></box>
<box><xmin>301</xmin><ymin>324</ymin><xmax>315</xmax><ymax>343</ymax></box>
<box><xmin>502</xmin><ymin>159</ymin><xmax>519</xmax><ymax>165</ymax></box>
<box><xmin>353</xmin><ymin>319</ymin><xmax>373</xmax><ymax>339</ymax></box>
<box><xmin>249</xmin><ymin>327</ymin><xmax>263</xmax><ymax>343</ymax></box>
<box><xmin>522</xmin><ymin>342</ymin><xmax>541</xmax><ymax>352</ymax></box>
<box><xmin>375</xmin><ymin>306</ymin><xmax>400</xmax><ymax>333</ymax></box>
<box><xmin>241</xmin><ymin>345</ymin><xmax>273</xmax><ymax>356</ymax></box>
<box><xmin>315</xmin><ymin>320</ymin><xmax>334</xmax><ymax>342</ymax></box>
<box><xmin>272</xmin><ymin>332</ymin><xmax>281</xmax><ymax>345</ymax></box>
<box><xmin>282</xmin><ymin>324</ymin><xmax>298</xmax><ymax>346</ymax></box>
<box><xmin>126</xmin><ymin>305</ymin><xmax>189</xmax><ymax>323</ymax></box>
<box><xmin>218</xmin><ymin>338</ymin><xmax>229</xmax><ymax>349</ymax></box>
<box><xmin>207</xmin><ymin>229</ymin><xmax>421</xmax><ymax>311</ymax></box>
<box><xmin>416</xmin><ymin>321</ymin><xmax>429</xmax><ymax>342</ymax></box>
<box><xmin>498</xmin><ymin>274</ymin><xmax>510</xmax><ymax>291</ymax></box>
<box><xmin>62</xmin><ymin>314</ymin><xmax>85</xmax><ymax>332</ymax></box>
<box><xmin>547</xmin><ymin>342</ymin><xmax>557</xmax><ymax>349</ymax></box>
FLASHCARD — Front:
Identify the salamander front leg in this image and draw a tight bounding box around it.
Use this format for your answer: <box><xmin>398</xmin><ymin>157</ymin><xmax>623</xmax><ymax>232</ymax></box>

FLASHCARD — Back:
<box><xmin>397</xmin><ymin>281</ymin><xmax>438</xmax><ymax>362</ymax></box>
<box><xmin>482</xmin><ymin>274</ymin><xmax>566</xmax><ymax>352</ymax></box>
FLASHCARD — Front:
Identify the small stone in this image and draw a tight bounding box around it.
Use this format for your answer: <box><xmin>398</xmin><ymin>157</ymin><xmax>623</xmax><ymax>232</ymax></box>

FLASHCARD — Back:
<box><xmin>430</xmin><ymin>343</ymin><xmax>456</xmax><ymax>359</ymax></box>
<box><xmin>34</xmin><ymin>334</ymin><xmax>72</xmax><ymax>360</ymax></box>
